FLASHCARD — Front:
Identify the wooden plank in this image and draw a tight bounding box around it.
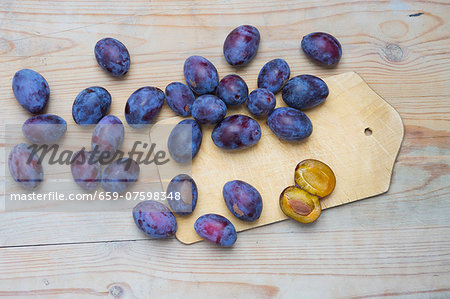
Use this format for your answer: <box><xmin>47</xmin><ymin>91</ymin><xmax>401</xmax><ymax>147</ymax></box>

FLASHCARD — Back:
<box><xmin>152</xmin><ymin>72</ymin><xmax>404</xmax><ymax>244</ymax></box>
<box><xmin>0</xmin><ymin>0</ymin><xmax>449</xmax><ymax>297</ymax></box>
<box><xmin>0</xmin><ymin>223</ymin><xmax>449</xmax><ymax>298</ymax></box>
<box><xmin>0</xmin><ymin>0</ymin><xmax>448</xmax><ymax>246</ymax></box>
<box><xmin>0</xmin><ymin>0</ymin><xmax>447</xmax><ymax>275</ymax></box>
<box><xmin>0</xmin><ymin>143</ymin><xmax>448</xmax><ymax>247</ymax></box>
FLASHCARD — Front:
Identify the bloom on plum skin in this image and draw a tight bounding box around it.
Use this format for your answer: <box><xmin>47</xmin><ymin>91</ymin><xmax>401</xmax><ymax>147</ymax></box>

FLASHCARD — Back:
<box><xmin>133</xmin><ymin>201</ymin><xmax>177</xmax><ymax>238</ymax></box>
<box><xmin>212</xmin><ymin>114</ymin><xmax>261</xmax><ymax>150</ymax></box>
<box><xmin>8</xmin><ymin>143</ymin><xmax>43</xmax><ymax>189</ymax></box>
<box><xmin>22</xmin><ymin>114</ymin><xmax>67</xmax><ymax>144</ymax></box>
<box><xmin>223</xmin><ymin>25</ymin><xmax>260</xmax><ymax>66</ymax></box>
<box><xmin>94</xmin><ymin>38</ymin><xmax>130</xmax><ymax>76</ymax></box>
<box><xmin>223</xmin><ymin>180</ymin><xmax>263</xmax><ymax>222</ymax></box>
<box><xmin>246</xmin><ymin>88</ymin><xmax>276</xmax><ymax>118</ymax></box>
<box><xmin>165</xmin><ymin>82</ymin><xmax>195</xmax><ymax>116</ymax></box>
<box><xmin>194</xmin><ymin>214</ymin><xmax>237</xmax><ymax>247</ymax></box>
<box><xmin>125</xmin><ymin>87</ymin><xmax>165</xmax><ymax>128</ymax></box>
<box><xmin>216</xmin><ymin>74</ymin><xmax>248</xmax><ymax>106</ymax></box>
<box><xmin>282</xmin><ymin>75</ymin><xmax>329</xmax><ymax>110</ymax></box>
<box><xmin>191</xmin><ymin>95</ymin><xmax>227</xmax><ymax>125</ymax></box>
<box><xmin>168</xmin><ymin>119</ymin><xmax>203</xmax><ymax>163</ymax></box>
<box><xmin>12</xmin><ymin>69</ymin><xmax>50</xmax><ymax>114</ymax></box>
<box><xmin>267</xmin><ymin>107</ymin><xmax>313</xmax><ymax>141</ymax></box>
<box><xmin>301</xmin><ymin>32</ymin><xmax>342</xmax><ymax>66</ymax></box>
<box><xmin>257</xmin><ymin>59</ymin><xmax>290</xmax><ymax>93</ymax></box>
<box><xmin>184</xmin><ymin>56</ymin><xmax>219</xmax><ymax>95</ymax></box>
<box><xmin>72</xmin><ymin>86</ymin><xmax>111</xmax><ymax>126</ymax></box>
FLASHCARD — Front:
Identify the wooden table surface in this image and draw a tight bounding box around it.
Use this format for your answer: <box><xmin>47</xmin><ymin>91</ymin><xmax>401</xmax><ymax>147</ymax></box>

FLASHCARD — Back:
<box><xmin>0</xmin><ymin>0</ymin><xmax>449</xmax><ymax>298</ymax></box>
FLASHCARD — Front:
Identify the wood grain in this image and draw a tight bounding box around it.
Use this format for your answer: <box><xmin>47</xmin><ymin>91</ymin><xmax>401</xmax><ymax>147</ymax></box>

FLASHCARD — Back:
<box><xmin>0</xmin><ymin>0</ymin><xmax>449</xmax><ymax>297</ymax></box>
<box><xmin>0</xmin><ymin>223</ymin><xmax>449</xmax><ymax>298</ymax></box>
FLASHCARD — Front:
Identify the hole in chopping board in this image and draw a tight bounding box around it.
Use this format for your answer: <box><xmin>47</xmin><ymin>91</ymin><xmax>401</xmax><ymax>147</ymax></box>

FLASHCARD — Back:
<box><xmin>364</xmin><ymin>128</ymin><xmax>373</xmax><ymax>136</ymax></box>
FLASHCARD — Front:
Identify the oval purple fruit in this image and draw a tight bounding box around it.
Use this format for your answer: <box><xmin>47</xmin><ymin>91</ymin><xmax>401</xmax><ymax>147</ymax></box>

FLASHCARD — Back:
<box><xmin>301</xmin><ymin>32</ymin><xmax>342</xmax><ymax>66</ymax></box>
<box><xmin>194</xmin><ymin>214</ymin><xmax>237</xmax><ymax>247</ymax></box>
<box><xmin>133</xmin><ymin>200</ymin><xmax>177</xmax><ymax>238</ymax></box>
<box><xmin>94</xmin><ymin>37</ymin><xmax>130</xmax><ymax>76</ymax></box>
<box><xmin>184</xmin><ymin>56</ymin><xmax>219</xmax><ymax>95</ymax></box>
<box><xmin>102</xmin><ymin>158</ymin><xmax>140</xmax><ymax>193</ymax></box>
<box><xmin>191</xmin><ymin>95</ymin><xmax>227</xmax><ymax>125</ymax></box>
<box><xmin>165</xmin><ymin>82</ymin><xmax>195</xmax><ymax>116</ymax></box>
<box><xmin>12</xmin><ymin>69</ymin><xmax>50</xmax><ymax>114</ymax></box>
<box><xmin>70</xmin><ymin>150</ymin><xmax>101</xmax><ymax>191</ymax></box>
<box><xmin>223</xmin><ymin>180</ymin><xmax>263</xmax><ymax>222</ymax></box>
<box><xmin>72</xmin><ymin>86</ymin><xmax>111</xmax><ymax>126</ymax></box>
<box><xmin>216</xmin><ymin>74</ymin><xmax>248</xmax><ymax>106</ymax></box>
<box><xmin>22</xmin><ymin>114</ymin><xmax>67</xmax><ymax>144</ymax></box>
<box><xmin>125</xmin><ymin>87</ymin><xmax>165</xmax><ymax>129</ymax></box>
<box><xmin>246</xmin><ymin>88</ymin><xmax>276</xmax><ymax>118</ymax></box>
<box><xmin>167</xmin><ymin>174</ymin><xmax>198</xmax><ymax>215</ymax></box>
<box><xmin>8</xmin><ymin>143</ymin><xmax>43</xmax><ymax>189</ymax></box>
<box><xmin>267</xmin><ymin>107</ymin><xmax>313</xmax><ymax>141</ymax></box>
<box><xmin>91</xmin><ymin>115</ymin><xmax>124</xmax><ymax>159</ymax></box>
<box><xmin>257</xmin><ymin>58</ymin><xmax>290</xmax><ymax>93</ymax></box>
<box><xmin>282</xmin><ymin>75</ymin><xmax>329</xmax><ymax>110</ymax></box>
<box><xmin>168</xmin><ymin>119</ymin><xmax>203</xmax><ymax>163</ymax></box>
<box><xmin>212</xmin><ymin>115</ymin><xmax>261</xmax><ymax>150</ymax></box>
<box><xmin>223</xmin><ymin>25</ymin><xmax>260</xmax><ymax>66</ymax></box>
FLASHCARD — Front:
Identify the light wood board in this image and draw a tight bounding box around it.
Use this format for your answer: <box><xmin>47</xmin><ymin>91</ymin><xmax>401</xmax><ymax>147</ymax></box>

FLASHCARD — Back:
<box><xmin>153</xmin><ymin>72</ymin><xmax>404</xmax><ymax>244</ymax></box>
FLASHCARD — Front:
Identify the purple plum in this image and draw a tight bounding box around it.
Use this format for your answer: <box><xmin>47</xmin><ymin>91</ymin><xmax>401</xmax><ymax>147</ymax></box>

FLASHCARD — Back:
<box><xmin>8</xmin><ymin>143</ymin><xmax>43</xmax><ymax>189</ymax></box>
<box><xmin>165</xmin><ymin>82</ymin><xmax>195</xmax><ymax>116</ymax></box>
<box><xmin>166</xmin><ymin>174</ymin><xmax>198</xmax><ymax>215</ymax></box>
<box><xmin>72</xmin><ymin>86</ymin><xmax>111</xmax><ymax>126</ymax></box>
<box><xmin>223</xmin><ymin>180</ymin><xmax>263</xmax><ymax>222</ymax></box>
<box><xmin>191</xmin><ymin>95</ymin><xmax>227</xmax><ymax>125</ymax></box>
<box><xmin>12</xmin><ymin>69</ymin><xmax>49</xmax><ymax>114</ymax></box>
<box><xmin>194</xmin><ymin>214</ymin><xmax>237</xmax><ymax>247</ymax></box>
<box><xmin>102</xmin><ymin>158</ymin><xmax>139</xmax><ymax>193</ymax></box>
<box><xmin>216</xmin><ymin>74</ymin><xmax>248</xmax><ymax>106</ymax></box>
<box><xmin>167</xmin><ymin>119</ymin><xmax>202</xmax><ymax>163</ymax></box>
<box><xmin>267</xmin><ymin>107</ymin><xmax>313</xmax><ymax>141</ymax></box>
<box><xmin>125</xmin><ymin>87</ymin><xmax>165</xmax><ymax>128</ymax></box>
<box><xmin>91</xmin><ymin>115</ymin><xmax>124</xmax><ymax>159</ymax></box>
<box><xmin>22</xmin><ymin>114</ymin><xmax>67</xmax><ymax>144</ymax></box>
<box><xmin>282</xmin><ymin>75</ymin><xmax>329</xmax><ymax>110</ymax></box>
<box><xmin>70</xmin><ymin>150</ymin><xmax>101</xmax><ymax>191</ymax></box>
<box><xmin>257</xmin><ymin>58</ymin><xmax>290</xmax><ymax>93</ymax></box>
<box><xmin>94</xmin><ymin>37</ymin><xmax>130</xmax><ymax>76</ymax></box>
<box><xmin>133</xmin><ymin>200</ymin><xmax>177</xmax><ymax>238</ymax></box>
<box><xmin>246</xmin><ymin>88</ymin><xmax>276</xmax><ymax>118</ymax></box>
<box><xmin>211</xmin><ymin>115</ymin><xmax>261</xmax><ymax>150</ymax></box>
<box><xmin>301</xmin><ymin>32</ymin><xmax>342</xmax><ymax>66</ymax></box>
<box><xmin>223</xmin><ymin>25</ymin><xmax>260</xmax><ymax>66</ymax></box>
<box><xmin>184</xmin><ymin>56</ymin><xmax>219</xmax><ymax>95</ymax></box>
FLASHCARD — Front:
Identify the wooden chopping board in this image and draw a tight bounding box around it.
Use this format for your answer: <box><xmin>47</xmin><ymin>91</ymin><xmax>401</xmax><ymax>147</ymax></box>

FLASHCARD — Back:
<box><xmin>152</xmin><ymin>71</ymin><xmax>404</xmax><ymax>244</ymax></box>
